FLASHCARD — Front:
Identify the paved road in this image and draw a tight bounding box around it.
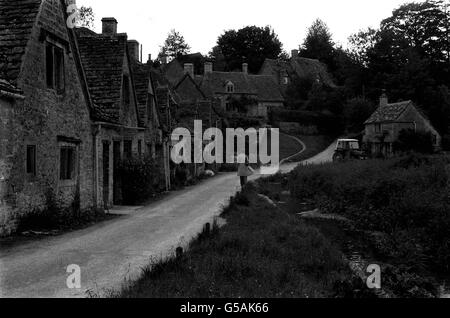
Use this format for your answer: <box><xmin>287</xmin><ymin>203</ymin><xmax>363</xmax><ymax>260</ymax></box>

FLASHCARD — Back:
<box><xmin>0</xmin><ymin>140</ymin><xmax>334</xmax><ymax>298</ymax></box>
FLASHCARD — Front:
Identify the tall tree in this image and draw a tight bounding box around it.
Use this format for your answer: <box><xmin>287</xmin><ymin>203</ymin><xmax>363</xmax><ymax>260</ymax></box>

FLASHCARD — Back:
<box><xmin>158</xmin><ymin>29</ymin><xmax>191</xmax><ymax>61</ymax></box>
<box><xmin>299</xmin><ymin>19</ymin><xmax>336</xmax><ymax>69</ymax></box>
<box><xmin>216</xmin><ymin>26</ymin><xmax>283</xmax><ymax>73</ymax></box>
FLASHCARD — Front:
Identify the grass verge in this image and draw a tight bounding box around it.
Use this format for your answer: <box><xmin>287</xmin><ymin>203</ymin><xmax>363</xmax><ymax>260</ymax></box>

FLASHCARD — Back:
<box><xmin>116</xmin><ymin>183</ymin><xmax>355</xmax><ymax>298</ymax></box>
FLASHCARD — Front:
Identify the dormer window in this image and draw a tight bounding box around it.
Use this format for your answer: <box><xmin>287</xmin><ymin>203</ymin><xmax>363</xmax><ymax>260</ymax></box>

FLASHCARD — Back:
<box><xmin>226</xmin><ymin>82</ymin><xmax>234</xmax><ymax>93</ymax></box>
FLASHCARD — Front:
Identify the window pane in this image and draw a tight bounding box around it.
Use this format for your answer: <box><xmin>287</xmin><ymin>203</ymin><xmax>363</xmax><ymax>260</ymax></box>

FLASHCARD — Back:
<box><xmin>60</xmin><ymin>147</ymin><xmax>76</xmax><ymax>180</ymax></box>
<box><xmin>26</xmin><ymin>145</ymin><xmax>36</xmax><ymax>175</ymax></box>
<box><xmin>54</xmin><ymin>47</ymin><xmax>64</xmax><ymax>91</ymax></box>
<box><xmin>46</xmin><ymin>45</ymin><xmax>54</xmax><ymax>88</ymax></box>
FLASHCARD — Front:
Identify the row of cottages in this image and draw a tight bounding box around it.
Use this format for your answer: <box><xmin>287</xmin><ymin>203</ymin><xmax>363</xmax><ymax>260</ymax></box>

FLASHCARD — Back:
<box><xmin>363</xmin><ymin>93</ymin><xmax>442</xmax><ymax>157</ymax></box>
<box><xmin>0</xmin><ymin>0</ymin><xmax>168</xmax><ymax>236</ymax></box>
<box><xmin>160</xmin><ymin>57</ymin><xmax>285</xmax><ymax>121</ymax></box>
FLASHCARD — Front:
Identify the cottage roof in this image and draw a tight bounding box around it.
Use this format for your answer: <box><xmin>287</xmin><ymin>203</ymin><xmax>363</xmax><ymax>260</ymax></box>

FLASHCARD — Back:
<box><xmin>130</xmin><ymin>60</ymin><xmax>152</xmax><ymax>126</ymax></box>
<box><xmin>0</xmin><ymin>0</ymin><xmax>42</xmax><ymax>85</ymax></box>
<box><xmin>365</xmin><ymin>101</ymin><xmax>412</xmax><ymax>124</ymax></box>
<box><xmin>75</xmin><ymin>28</ymin><xmax>128</xmax><ymax>124</ymax></box>
<box><xmin>200</xmin><ymin>72</ymin><xmax>255</xmax><ymax>97</ymax></box>
<box><xmin>248</xmin><ymin>75</ymin><xmax>284</xmax><ymax>102</ymax></box>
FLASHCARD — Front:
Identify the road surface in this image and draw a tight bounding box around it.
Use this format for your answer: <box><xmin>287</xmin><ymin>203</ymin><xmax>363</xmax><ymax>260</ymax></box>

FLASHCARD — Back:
<box><xmin>0</xmin><ymin>140</ymin><xmax>334</xmax><ymax>298</ymax></box>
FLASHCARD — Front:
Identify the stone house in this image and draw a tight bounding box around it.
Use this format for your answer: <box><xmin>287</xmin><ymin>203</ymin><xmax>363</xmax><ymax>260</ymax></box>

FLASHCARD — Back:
<box><xmin>0</xmin><ymin>0</ymin><xmax>95</xmax><ymax>235</ymax></box>
<box><xmin>363</xmin><ymin>93</ymin><xmax>442</xmax><ymax>157</ymax></box>
<box><xmin>259</xmin><ymin>49</ymin><xmax>336</xmax><ymax>96</ymax></box>
<box><xmin>169</xmin><ymin>61</ymin><xmax>284</xmax><ymax>121</ymax></box>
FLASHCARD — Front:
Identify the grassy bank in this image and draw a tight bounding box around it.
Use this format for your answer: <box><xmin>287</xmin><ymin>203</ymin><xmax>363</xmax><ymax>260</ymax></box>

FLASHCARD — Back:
<box><xmin>116</xmin><ymin>184</ymin><xmax>355</xmax><ymax>298</ymax></box>
<box><xmin>289</xmin><ymin>154</ymin><xmax>450</xmax><ymax>295</ymax></box>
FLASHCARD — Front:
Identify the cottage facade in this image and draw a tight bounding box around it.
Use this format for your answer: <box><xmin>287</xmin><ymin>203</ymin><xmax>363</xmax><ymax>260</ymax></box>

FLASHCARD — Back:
<box><xmin>363</xmin><ymin>94</ymin><xmax>442</xmax><ymax>157</ymax></box>
<box><xmin>0</xmin><ymin>0</ymin><xmax>95</xmax><ymax>235</ymax></box>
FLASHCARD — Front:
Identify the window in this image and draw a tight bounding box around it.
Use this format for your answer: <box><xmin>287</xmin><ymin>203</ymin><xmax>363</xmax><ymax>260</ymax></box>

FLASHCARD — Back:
<box><xmin>225</xmin><ymin>101</ymin><xmax>233</xmax><ymax>112</ymax></box>
<box><xmin>60</xmin><ymin>147</ymin><xmax>75</xmax><ymax>180</ymax></box>
<box><xmin>123</xmin><ymin>75</ymin><xmax>130</xmax><ymax>106</ymax></box>
<box><xmin>283</xmin><ymin>77</ymin><xmax>289</xmax><ymax>85</ymax></box>
<box><xmin>46</xmin><ymin>43</ymin><xmax>65</xmax><ymax>92</ymax></box>
<box><xmin>124</xmin><ymin>140</ymin><xmax>132</xmax><ymax>158</ymax></box>
<box><xmin>26</xmin><ymin>145</ymin><xmax>36</xmax><ymax>176</ymax></box>
<box><xmin>138</xmin><ymin>140</ymin><xmax>142</xmax><ymax>156</ymax></box>
<box><xmin>375</xmin><ymin>124</ymin><xmax>382</xmax><ymax>133</ymax></box>
<box><xmin>226</xmin><ymin>82</ymin><xmax>234</xmax><ymax>93</ymax></box>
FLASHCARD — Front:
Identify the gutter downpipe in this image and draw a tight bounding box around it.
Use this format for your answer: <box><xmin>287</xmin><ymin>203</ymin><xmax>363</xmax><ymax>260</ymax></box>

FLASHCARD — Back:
<box><xmin>93</xmin><ymin>124</ymin><xmax>101</xmax><ymax>208</ymax></box>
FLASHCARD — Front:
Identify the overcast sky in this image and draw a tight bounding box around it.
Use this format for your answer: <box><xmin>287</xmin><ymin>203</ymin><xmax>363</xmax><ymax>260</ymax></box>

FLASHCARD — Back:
<box><xmin>77</xmin><ymin>0</ymin><xmax>411</xmax><ymax>61</ymax></box>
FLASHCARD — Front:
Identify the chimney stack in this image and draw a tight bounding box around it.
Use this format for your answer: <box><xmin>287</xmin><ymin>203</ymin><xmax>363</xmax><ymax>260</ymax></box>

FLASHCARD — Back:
<box><xmin>184</xmin><ymin>63</ymin><xmax>194</xmax><ymax>78</ymax></box>
<box><xmin>147</xmin><ymin>54</ymin><xmax>152</xmax><ymax>64</ymax></box>
<box><xmin>380</xmin><ymin>90</ymin><xmax>388</xmax><ymax>107</ymax></box>
<box><xmin>128</xmin><ymin>40</ymin><xmax>140</xmax><ymax>61</ymax></box>
<box><xmin>102</xmin><ymin>17</ymin><xmax>118</xmax><ymax>35</ymax></box>
<box><xmin>242</xmin><ymin>63</ymin><xmax>248</xmax><ymax>74</ymax></box>
<box><xmin>204</xmin><ymin>62</ymin><xmax>213</xmax><ymax>74</ymax></box>
<box><xmin>291</xmin><ymin>49</ymin><xmax>299</xmax><ymax>58</ymax></box>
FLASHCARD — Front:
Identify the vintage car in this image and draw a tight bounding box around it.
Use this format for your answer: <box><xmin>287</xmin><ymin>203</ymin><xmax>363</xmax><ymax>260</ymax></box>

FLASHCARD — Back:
<box><xmin>333</xmin><ymin>139</ymin><xmax>368</xmax><ymax>161</ymax></box>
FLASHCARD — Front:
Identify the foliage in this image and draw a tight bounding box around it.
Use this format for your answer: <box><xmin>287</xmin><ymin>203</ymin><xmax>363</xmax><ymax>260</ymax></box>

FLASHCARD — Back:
<box><xmin>289</xmin><ymin>155</ymin><xmax>450</xmax><ymax>271</ymax></box>
<box><xmin>158</xmin><ymin>29</ymin><xmax>191</xmax><ymax>61</ymax></box>
<box><xmin>77</xmin><ymin>6</ymin><xmax>95</xmax><ymax>29</ymax></box>
<box><xmin>118</xmin><ymin>156</ymin><xmax>164</xmax><ymax>204</ymax></box>
<box><xmin>299</xmin><ymin>19</ymin><xmax>336</xmax><ymax>71</ymax></box>
<box><xmin>342</xmin><ymin>98</ymin><xmax>376</xmax><ymax>133</ymax></box>
<box><xmin>216</xmin><ymin>26</ymin><xmax>283</xmax><ymax>73</ymax></box>
<box><xmin>394</xmin><ymin>129</ymin><xmax>435</xmax><ymax>154</ymax></box>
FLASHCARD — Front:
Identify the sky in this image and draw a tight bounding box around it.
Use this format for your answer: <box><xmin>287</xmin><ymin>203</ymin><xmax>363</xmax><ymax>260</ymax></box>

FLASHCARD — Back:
<box><xmin>77</xmin><ymin>0</ymin><xmax>411</xmax><ymax>61</ymax></box>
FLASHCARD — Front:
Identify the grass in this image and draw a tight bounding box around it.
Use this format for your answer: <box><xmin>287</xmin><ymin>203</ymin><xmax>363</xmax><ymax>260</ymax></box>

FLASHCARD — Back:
<box><xmin>289</xmin><ymin>153</ymin><xmax>450</xmax><ymax>296</ymax></box>
<box><xmin>116</xmin><ymin>184</ymin><xmax>355</xmax><ymax>298</ymax></box>
<box><xmin>279</xmin><ymin>133</ymin><xmax>304</xmax><ymax>160</ymax></box>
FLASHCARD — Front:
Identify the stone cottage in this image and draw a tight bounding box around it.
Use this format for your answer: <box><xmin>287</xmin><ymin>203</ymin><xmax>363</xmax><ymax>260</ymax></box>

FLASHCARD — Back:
<box><xmin>0</xmin><ymin>0</ymin><xmax>95</xmax><ymax>235</ymax></box>
<box><xmin>167</xmin><ymin>61</ymin><xmax>285</xmax><ymax>121</ymax></box>
<box><xmin>363</xmin><ymin>93</ymin><xmax>442</xmax><ymax>157</ymax></box>
<box><xmin>258</xmin><ymin>49</ymin><xmax>336</xmax><ymax>95</ymax></box>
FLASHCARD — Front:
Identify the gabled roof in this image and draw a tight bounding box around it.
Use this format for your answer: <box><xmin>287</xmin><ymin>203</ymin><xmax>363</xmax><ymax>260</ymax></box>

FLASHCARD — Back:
<box><xmin>75</xmin><ymin>28</ymin><xmax>128</xmax><ymax>124</ymax></box>
<box><xmin>365</xmin><ymin>101</ymin><xmax>412</xmax><ymax>124</ymax></box>
<box><xmin>248</xmin><ymin>75</ymin><xmax>284</xmax><ymax>102</ymax></box>
<box><xmin>200</xmin><ymin>72</ymin><xmax>255</xmax><ymax>97</ymax></box>
<box><xmin>0</xmin><ymin>0</ymin><xmax>42</xmax><ymax>85</ymax></box>
<box><xmin>131</xmin><ymin>60</ymin><xmax>151</xmax><ymax>126</ymax></box>
<box><xmin>260</xmin><ymin>56</ymin><xmax>336</xmax><ymax>88</ymax></box>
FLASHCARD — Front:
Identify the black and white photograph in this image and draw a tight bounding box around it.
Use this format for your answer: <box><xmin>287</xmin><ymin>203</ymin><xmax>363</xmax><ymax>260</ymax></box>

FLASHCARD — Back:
<box><xmin>0</xmin><ymin>0</ymin><xmax>449</xmax><ymax>306</ymax></box>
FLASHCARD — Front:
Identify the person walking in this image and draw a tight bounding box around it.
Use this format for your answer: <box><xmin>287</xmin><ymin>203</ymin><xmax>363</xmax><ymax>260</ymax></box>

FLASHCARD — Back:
<box><xmin>237</xmin><ymin>154</ymin><xmax>254</xmax><ymax>188</ymax></box>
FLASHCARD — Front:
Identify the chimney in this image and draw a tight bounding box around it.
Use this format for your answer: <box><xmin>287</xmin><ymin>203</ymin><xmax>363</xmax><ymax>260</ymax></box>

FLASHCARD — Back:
<box><xmin>380</xmin><ymin>90</ymin><xmax>388</xmax><ymax>107</ymax></box>
<box><xmin>128</xmin><ymin>40</ymin><xmax>140</xmax><ymax>61</ymax></box>
<box><xmin>147</xmin><ymin>54</ymin><xmax>152</xmax><ymax>64</ymax></box>
<box><xmin>291</xmin><ymin>49</ymin><xmax>299</xmax><ymax>58</ymax></box>
<box><xmin>184</xmin><ymin>63</ymin><xmax>194</xmax><ymax>78</ymax></box>
<box><xmin>204</xmin><ymin>62</ymin><xmax>213</xmax><ymax>74</ymax></box>
<box><xmin>102</xmin><ymin>17</ymin><xmax>118</xmax><ymax>35</ymax></box>
<box><xmin>242</xmin><ymin>63</ymin><xmax>248</xmax><ymax>74</ymax></box>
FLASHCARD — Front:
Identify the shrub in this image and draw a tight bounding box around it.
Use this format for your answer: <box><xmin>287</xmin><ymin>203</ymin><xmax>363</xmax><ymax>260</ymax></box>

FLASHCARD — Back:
<box><xmin>394</xmin><ymin>129</ymin><xmax>435</xmax><ymax>154</ymax></box>
<box><xmin>289</xmin><ymin>155</ymin><xmax>450</xmax><ymax>271</ymax></box>
<box><xmin>118</xmin><ymin>156</ymin><xmax>164</xmax><ymax>205</ymax></box>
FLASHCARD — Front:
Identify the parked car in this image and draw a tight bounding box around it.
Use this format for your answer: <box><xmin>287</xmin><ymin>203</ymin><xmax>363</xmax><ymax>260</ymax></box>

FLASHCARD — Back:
<box><xmin>333</xmin><ymin>139</ymin><xmax>368</xmax><ymax>161</ymax></box>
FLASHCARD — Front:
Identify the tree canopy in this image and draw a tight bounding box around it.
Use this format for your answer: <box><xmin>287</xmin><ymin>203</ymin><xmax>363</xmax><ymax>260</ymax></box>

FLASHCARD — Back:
<box><xmin>216</xmin><ymin>26</ymin><xmax>283</xmax><ymax>73</ymax></box>
<box><xmin>158</xmin><ymin>29</ymin><xmax>191</xmax><ymax>61</ymax></box>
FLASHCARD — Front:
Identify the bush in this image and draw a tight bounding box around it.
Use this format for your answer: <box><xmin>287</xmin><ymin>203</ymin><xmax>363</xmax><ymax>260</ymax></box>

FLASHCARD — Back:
<box><xmin>119</xmin><ymin>156</ymin><xmax>164</xmax><ymax>205</ymax></box>
<box><xmin>289</xmin><ymin>155</ymin><xmax>450</xmax><ymax>271</ymax></box>
<box><xmin>394</xmin><ymin>129</ymin><xmax>435</xmax><ymax>154</ymax></box>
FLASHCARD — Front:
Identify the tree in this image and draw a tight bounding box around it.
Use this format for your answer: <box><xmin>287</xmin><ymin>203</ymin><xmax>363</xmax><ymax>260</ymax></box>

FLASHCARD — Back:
<box><xmin>158</xmin><ymin>29</ymin><xmax>191</xmax><ymax>61</ymax></box>
<box><xmin>343</xmin><ymin>98</ymin><xmax>376</xmax><ymax>133</ymax></box>
<box><xmin>216</xmin><ymin>26</ymin><xmax>283</xmax><ymax>73</ymax></box>
<box><xmin>299</xmin><ymin>19</ymin><xmax>336</xmax><ymax>70</ymax></box>
<box><xmin>77</xmin><ymin>6</ymin><xmax>95</xmax><ymax>29</ymax></box>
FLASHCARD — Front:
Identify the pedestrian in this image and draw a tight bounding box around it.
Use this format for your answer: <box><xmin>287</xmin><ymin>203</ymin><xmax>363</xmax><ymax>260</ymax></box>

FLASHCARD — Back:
<box><xmin>237</xmin><ymin>154</ymin><xmax>254</xmax><ymax>188</ymax></box>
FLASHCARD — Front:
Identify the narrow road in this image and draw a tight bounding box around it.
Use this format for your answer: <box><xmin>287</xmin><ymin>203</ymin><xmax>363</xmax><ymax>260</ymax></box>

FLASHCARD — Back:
<box><xmin>0</xmin><ymin>139</ymin><xmax>334</xmax><ymax>298</ymax></box>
